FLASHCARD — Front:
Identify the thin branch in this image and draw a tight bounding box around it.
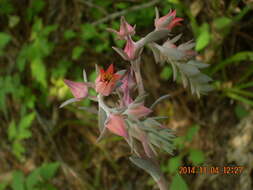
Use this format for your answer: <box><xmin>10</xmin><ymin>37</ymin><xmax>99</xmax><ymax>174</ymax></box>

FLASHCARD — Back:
<box><xmin>131</xmin><ymin>57</ymin><xmax>145</xmax><ymax>95</ymax></box>
<box><xmin>92</xmin><ymin>0</ymin><xmax>161</xmax><ymax>26</ymax></box>
<box><xmin>157</xmin><ymin>176</ymin><xmax>169</xmax><ymax>190</ymax></box>
<box><xmin>79</xmin><ymin>0</ymin><xmax>108</xmax><ymax>15</ymax></box>
<box><xmin>150</xmin><ymin>94</ymin><xmax>171</xmax><ymax>109</ymax></box>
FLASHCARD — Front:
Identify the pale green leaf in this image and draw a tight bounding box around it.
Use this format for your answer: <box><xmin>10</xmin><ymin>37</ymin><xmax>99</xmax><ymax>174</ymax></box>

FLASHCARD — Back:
<box><xmin>19</xmin><ymin>112</ymin><xmax>35</xmax><ymax>129</ymax></box>
<box><xmin>160</xmin><ymin>66</ymin><xmax>173</xmax><ymax>80</ymax></box>
<box><xmin>195</xmin><ymin>23</ymin><xmax>210</xmax><ymax>51</ymax></box>
<box><xmin>17</xmin><ymin>130</ymin><xmax>32</xmax><ymax>140</ymax></box>
<box><xmin>211</xmin><ymin>51</ymin><xmax>253</xmax><ymax>74</ymax></box>
<box><xmin>214</xmin><ymin>17</ymin><xmax>232</xmax><ymax>29</ymax></box>
<box><xmin>0</xmin><ymin>182</ymin><xmax>8</xmax><ymax>190</ymax></box>
<box><xmin>12</xmin><ymin>142</ymin><xmax>25</xmax><ymax>160</ymax></box>
<box><xmin>31</xmin><ymin>59</ymin><xmax>47</xmax><ymax>87</ymax></box>
<box><xmin>26</xmin><ymin>168</ymin><xmax>41</xmax><ymax>190</ymax></box>
<box><xmin>168</xmin><ymin>156</ymin><xmax>182</xmax><ymax>174</ymax></box>
<box><xmin>26</xmin><ymin>0</ymin><xmax>45</xmax><ymax>22</ymax></box>
<box><xmin>0</xmin><ymin>0</ymin><xmax>14</xmax><ymax>15</ymax></box>
<box><xmin>72</xmin><ymin>46</ymin><xmax>84</xmax><ymax>60</ymax></box>
<box><xmin>9</xmin><ymin>15</ymin><xmax>20</xmax><ymax>28</ymax></box>
<box><xmin>0</xmin><ymin>32</ymin><xmax>11</xmax><ymax>49</ymax></box>
<box><xmin>234</xmin><ymin>104</ymin><xmax>249</xmax><ymax>119</ymax></box>
<box><xmin>8</xmin><ymin>120</ymin><xmax>17</xmax><ymax>141</ymax></box>
<box><xmin>64</xmin><ymin>30</ymin><xmax>76</xmax><ymax>40</ymax></box>
<box><xmin>189</xmin><ymin>149</ymin><xmax>205</xmax><ymax>165</ymax></box>
<box><xmin>186</xmin><ymin>125</ymin><xmax>199</xmax><ymax>142</ymax></box>
<box><xmin>227</xmin><ymin>92</ymin><xmax>253</xmax><ymax>107</ymax></box>
<box><xmin>81</xmin><ymin>24</ymin><xmax>97</xmax><ymax>40</ymax></box>
<box><xmin>11</xmin><ymin>171</ymin><xmax>25</xmax><ymax>190</ymax></box>
<box><xmin>42</xmin><ymin>24</ymin><xmax>58</xmax><ymax>36</ymax></box>
<box><xmin>171</xmin><ymin>174</ymin><xmax>188</xmax><ymax>190</ymax></box>
<box><xmin>40</xmin><ymin>162</ymin><xmax>60</xmax><ymax>180</ymax></box>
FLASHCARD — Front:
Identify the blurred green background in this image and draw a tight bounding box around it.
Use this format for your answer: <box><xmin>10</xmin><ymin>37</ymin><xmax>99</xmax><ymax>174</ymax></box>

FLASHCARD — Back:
<box><xmin>0</xmin><ymin>0</ymin><xmax>253</xmax><ymax>189</ymax></box>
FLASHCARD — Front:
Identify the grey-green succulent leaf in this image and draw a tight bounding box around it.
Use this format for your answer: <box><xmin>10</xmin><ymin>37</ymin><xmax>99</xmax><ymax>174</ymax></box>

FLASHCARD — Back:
<box><xmin>129</xmin><ymin>156</ymin><xmax>162</xmax><ymax>181</ymax></box>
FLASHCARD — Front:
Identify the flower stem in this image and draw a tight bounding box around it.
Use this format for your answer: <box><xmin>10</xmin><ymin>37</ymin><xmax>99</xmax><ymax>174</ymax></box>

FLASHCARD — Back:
<box><xmin>132</xmin><ymin>136</ymin><xmax>168</xmax><ymax>190</ymax></box>
<box><xmin>157</xmin><ymin>175</ymin><xmax>169</xmax><ymax>190</ymax></box>
<box><xmin>131</xmin><ymin>57</ymin><xmax>145</xmax><ymax>95</ymax></box>
<box><xmin>97</xmin><ymin>94</ymin><xmax>112</xmax><ymax>116</ymax></box>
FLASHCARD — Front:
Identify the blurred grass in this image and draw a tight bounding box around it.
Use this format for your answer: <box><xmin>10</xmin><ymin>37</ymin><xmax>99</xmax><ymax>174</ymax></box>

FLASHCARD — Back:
<box><xmin>0</xmin><ymin>0</ymin><xmax>253</xmax><ymax>190</ymax></box>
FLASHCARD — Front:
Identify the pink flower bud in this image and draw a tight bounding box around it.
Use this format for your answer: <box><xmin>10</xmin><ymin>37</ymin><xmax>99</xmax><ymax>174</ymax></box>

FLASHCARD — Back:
<box><xmin>113</xmin><ymin>36</ymin><xmax>143</xmax><ymax>61</ymax></box>
<box><xmin>113</xmin><ymin>30</ymin><xmax>169</xmax><ymax>61</ymax></box>
<box><xmin>155</xmin><ymin>9</ymin><xmax>183</xmax><ymax>30</ymax></box>
<box><xmin>127</xmin><ymin>104</ymin><xmax>152</xmax><ymax>119</ymax></box>
<box><xmin>64</xmin><ymin>79</ymin><xmax>88</xmax><ymax>99</ymax></box>
<box><xmin>95</xmin><ymin>64</ymin><xmax>121</xmax><ymax>96</ymax></box>
<box><xmin>107</xmin><ymin>16</ymin><xmax>135</xmax><ymax>40</ymax></box>
<box><xmin>106</xmin><ymin>114</ymin><xmax>128</xmax><ymax>138</ymax></box>
<box><xmin>124</xmin><ymin>36</ymin><xmax>137</xmax><ymax>60</ymax></box>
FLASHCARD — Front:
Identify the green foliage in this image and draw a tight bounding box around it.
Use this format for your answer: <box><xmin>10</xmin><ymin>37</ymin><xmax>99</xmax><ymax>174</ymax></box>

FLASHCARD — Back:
<box><xmin>64</xmin><ymin>30</ymin><xmax>76</xmax><ymax>40</ymax></box>
<box><xmin>160</xmin><ymin>66</ymin><xmax>173</xmax><ymax>80</ymax></box>
<box><xmin>227</xmin><ymin>92</ymin><xmax>253</xmax><ymax>107</ymax></box>
<box><xmin>195</xmin><ymin>23</ymin><xmax>211</xmax><ymax>51</ymax></box>
<box><xmin>171</xmin><ymin>174</ymin><xmax>188</xmax><ymax>190</ymax></box>
<box><xmin>0</xmin><ymin>32</ymin><xmax>11</xmax><ymax>55</ymax></box>
<box><xmin>0</xmin><ymin>76</ymin><xmax>14</xmax><ymax>113</ymax></box>
<box><xmin>164</xmin><ymin>125</ymin><xmax>205</xmax><ymax>189</ymax></box>
<box><xmin>234</xmin><ymin>104</ymin><xmax>249</xmax><ymax>119</ymax></box>
<box><xmin>26</xmin><ymin>0</ymin><xmax>46</xmax><ymax>22</ymax></box>
<box><xmin>222</xmin><ymin>85</ymin><xmax>253</xmax><ymax>107</ymax></box>
<box><xmin>12</xmin><ymin>171</ymin><xmax>25</xmax><ymax>190</ymax></box>
<box><xmin>0</xmin><ymin>183</ymin><xmax>8</xmax><ymax>190</ymax></box>
<box><xmin>16</xmin><ymin>18</ymin><xmax>57</xmax><ymax>88</ymax></box>
<box><xmin>8</xmin><ymin>112</ymin><xmax>35</xmax><ymax>160</ymax></box>
<box><xmin>39</xmin><ymin>162</ymin><xmax>60</xmax><ymax>181</ymax></box>
<box><xmin>211</xmin><ymin>51</ymin><xmax>253</xmax><ymax>75</ymax></box>
<box><xmin>31</xmin><ymin>59</ymin><xmax>47</xmax><ymax>87</ymax></box>
<box><xmin>0</xmin><ymin>0</ymin><xmax>14</xmax><ymax>15</ymax></box>
<box><xmin>0</xmin><ymin>32</ymin><xmax>11</xmax><ymax>49</ymax></box>
<box><xmin>51</xmin><ymin>60</ymin><xmax>72</xmax><ymax>78</ymax></box>
<box><xmin>189</xmin><ymin>149</ymin><xmax>205</xmax><ymax>165</ymax></box>
<box><xmin>185</xmin><ymin>125</ymin><xmax>199</xmax><ymax>142</ymax></box>
<box><xmin>4</xmin><ymin>162</ymin><xmax>60</xmax><ymax>190</ymax></box>
<box><xmin>81</xmin><ymin>24</ymin><xmax>97</xmax><ymax>41</ymax></box>
<box><xmin>72</xmin><ymin>46</ymin><xmax>84</xmax><ymax>60</ymax></box>
<box><xmin>167</xmin><ymin>156</ymin><xmax>182</xmax><ymax>173</ymax></box>
<box><xmin>8</xmin><ymin>15</ymin><xmax>20</xmax><ymax>28</ymax></box>
<box><xmin>213</xmin><ymin>17</ymin><xmax>232</xmax><ymax>30</ymax></box>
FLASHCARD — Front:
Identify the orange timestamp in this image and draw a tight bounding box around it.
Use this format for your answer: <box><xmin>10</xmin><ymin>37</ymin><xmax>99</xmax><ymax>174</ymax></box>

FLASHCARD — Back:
<box><xmin>179</xmin><ymin>166</ymin><xmax>244</xmax><ymax>174</ymax></box>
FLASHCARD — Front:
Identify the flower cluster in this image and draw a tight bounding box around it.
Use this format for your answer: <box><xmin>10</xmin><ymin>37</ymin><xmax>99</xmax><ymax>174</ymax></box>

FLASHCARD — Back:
<box><xmin>60</xmin><ymin>8</ymin><xmax>212</xmax><ymax>190</ymax></box>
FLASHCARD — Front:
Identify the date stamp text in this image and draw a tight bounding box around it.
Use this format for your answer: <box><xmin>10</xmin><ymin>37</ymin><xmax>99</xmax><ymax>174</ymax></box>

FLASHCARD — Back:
<box><xmin>179</xmin><ymin>166</ymin><xmax>244</xmax><ymax>174</ymax></box>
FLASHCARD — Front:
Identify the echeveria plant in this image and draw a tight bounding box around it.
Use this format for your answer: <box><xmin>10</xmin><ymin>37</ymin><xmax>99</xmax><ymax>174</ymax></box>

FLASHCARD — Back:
<box><xmin>60</xmin><ymin>8</ymin><xmax>213</xmax><ymax>190</ymax></box>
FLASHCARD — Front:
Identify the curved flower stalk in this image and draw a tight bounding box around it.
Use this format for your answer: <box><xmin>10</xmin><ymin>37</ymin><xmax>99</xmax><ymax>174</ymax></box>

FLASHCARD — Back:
<box><xmin>60</xmin><ymin>7</ymin><xmax>213</xmax><ymax>190</ymax></box>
